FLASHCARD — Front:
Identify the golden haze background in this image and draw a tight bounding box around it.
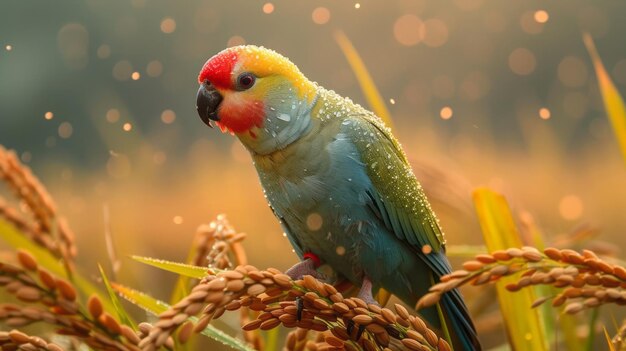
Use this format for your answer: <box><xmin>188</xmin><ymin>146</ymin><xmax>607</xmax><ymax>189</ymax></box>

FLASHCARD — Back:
<box><xmin>1</xmin><ymin>0</ymin><xmax>626</xmax><ymax>348</ymax></box>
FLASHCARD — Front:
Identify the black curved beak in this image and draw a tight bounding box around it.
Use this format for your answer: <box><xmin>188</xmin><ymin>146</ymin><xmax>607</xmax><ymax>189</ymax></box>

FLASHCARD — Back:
<box><xmin>196</xmin><ymin>80</ymin><xmax>223</xmax><ymax>128</ymax></box>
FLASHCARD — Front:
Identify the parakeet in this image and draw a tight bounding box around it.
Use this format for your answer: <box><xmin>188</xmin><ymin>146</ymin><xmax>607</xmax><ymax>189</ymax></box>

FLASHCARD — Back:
<box><xmin>196</xmin><ymin>45</ymin><xmax>481</xmax><ymax>350</ymax></box>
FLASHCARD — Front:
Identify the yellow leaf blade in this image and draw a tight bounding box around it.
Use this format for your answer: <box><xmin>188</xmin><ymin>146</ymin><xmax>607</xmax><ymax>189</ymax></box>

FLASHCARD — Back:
<box><xmin>334</xmin><ymin>30</ymin><xmax>395</xmax><ymax>131</ymax></box>
<box><xmin>472</xmin><ymin>188</ymin><xmax>548</xmax><ymax>351</ymax></box>
<box><xmin>583</xmin><ymin>33</ymin><xmax>626</xmax><ymax>165</ymax></box>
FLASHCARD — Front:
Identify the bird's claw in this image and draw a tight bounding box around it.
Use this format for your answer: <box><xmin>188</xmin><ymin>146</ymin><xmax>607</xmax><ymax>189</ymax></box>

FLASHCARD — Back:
<box><xmin>296</xmin><ymin>297</ymin><xmax>304</xmax><ymax>321</ymax></box>
<box><xmin>345</xmin><ymin>319</ymin><xmax>366</xmax><ymax>340</ymax></box>
<box><xmin>356</xmin><ymin>324</ymin><xmax>366</xmax><ymax>340</ymax></box>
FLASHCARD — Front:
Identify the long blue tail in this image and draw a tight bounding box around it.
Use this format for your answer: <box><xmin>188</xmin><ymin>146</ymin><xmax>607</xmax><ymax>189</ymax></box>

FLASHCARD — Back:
<box><xmin>439</xmin><ymin>287</ymin><xmax>481</xmax><ymax>351</ymax></box>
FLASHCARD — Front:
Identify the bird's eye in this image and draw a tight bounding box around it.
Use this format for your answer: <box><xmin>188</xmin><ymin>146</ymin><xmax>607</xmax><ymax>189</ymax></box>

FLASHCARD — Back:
<box><xmin>236</xmin><ymin>73</ymin><xmax>256</xmax><ymax>90</ymax></box>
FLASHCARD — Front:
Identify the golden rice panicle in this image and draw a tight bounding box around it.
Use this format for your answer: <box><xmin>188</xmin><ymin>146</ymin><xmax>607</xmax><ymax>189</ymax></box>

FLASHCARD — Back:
<box><xmin>0</xmin><ymin>329</ymin><xmax>64</xmax><ymax>351</ymax></box>
<box><xmin>0</xmin><ymin>146</ymin><xmax>77</xmax><ymax>269</ymax></box>
<box><xmin>0</xmin><ymin>250</ymin><xmax>141</xmax><ymax>351</ymax></box>
<box><xmin>194</xmin><ymin>214</ymin><xmax>262</xmax><ymax>348</ymax></box>
<box><xmin>194</xmin><ymin>214</ymin><xmax>248</xmax><ymax>269</ymax></box>
<box><xmin>418</xmin><ymin>246</ymin><xmax>626</xmax><ymax>315</ymax></box>
<box><xmin>140</xmin><ymin>265</ymin><xmax>449</xmax><ymax>351</ymax></box>
<box><xmin>285</xmin><ymin>327</ymin><xmax>311</xmax><ymax>351</ymax></box>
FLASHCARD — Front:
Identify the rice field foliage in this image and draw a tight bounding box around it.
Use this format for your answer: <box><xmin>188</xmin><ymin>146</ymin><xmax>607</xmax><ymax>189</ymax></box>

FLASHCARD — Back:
<box><xmin>1</xmin><ymin>146</ymin><xmax>626</xmax><ymax>350</ymax></box>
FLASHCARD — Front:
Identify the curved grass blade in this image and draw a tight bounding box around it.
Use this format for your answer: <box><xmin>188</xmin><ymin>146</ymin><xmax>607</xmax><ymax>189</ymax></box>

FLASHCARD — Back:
<box><xmin>334</xmin><ymin>30</ymin><xmax>396</xmax><ymax>131</ymax></box>
<box><xmin>99</xmin><ymin>264</ymin><xmax>136</xmax><ymax>330</ymax></box>
<box><xmin>583</xmin><ymin>33</ymin><xmax>626</xmax><ymax>165</ymax></box>
<box><xmin>112</xmin><ymin>282</ymin><xmax>255</xmax><ymax>351</ymax></box>
<box><xmin>472</xmin><ymin>189</ymin><xmax>549</xmax><ymax>351</ymax></box>
<box><xmin>131</xmin><ymin>255</ymin><xmax>210</xmax><ymax>278</ymax></box>
<box><xmin>604</xmin><ymin>326</ymin><xmax>616</xmax><ymax>351</ymax></box>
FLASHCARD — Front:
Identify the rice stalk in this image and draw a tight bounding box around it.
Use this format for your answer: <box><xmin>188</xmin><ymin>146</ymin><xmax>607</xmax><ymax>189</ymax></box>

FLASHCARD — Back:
<box><xmin>138</xmin><ymin>266</ymin><xmax>451</xmax><ymax>351</ymax></box>
<box><xmin>190</xmin><ymin>215</ymin><xmax>262</xmax><ymax>349</ymax></box>
<box><xmin>417</xmin><ymin>246</ymin><xmax>626</xmax><ymax>315</ymax></box>
<box><xmin>0</xmin><ymin>146</ymin><xmax>76</xmax><ymax>272</ymax></box>
<box><xmin>0</xmin><ymin>329</ymin><xmax>64</xmax><ymax>351</ymax></box>
<box><xmin>0</xmin><ymin>249</ymin><xmax>140</xmax><ymax>351</ymax></box>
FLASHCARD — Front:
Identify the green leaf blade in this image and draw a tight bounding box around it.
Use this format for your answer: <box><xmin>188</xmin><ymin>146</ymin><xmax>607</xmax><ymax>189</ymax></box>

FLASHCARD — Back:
<box><xmin>112</xmin><ymin>282</ymin><xmax>255</xmax><ymax>351</ymax></box>
<box><xmin>131</xmin><ymin>255</ymin><xmax>210</xmax><ymax>278</ymax></box>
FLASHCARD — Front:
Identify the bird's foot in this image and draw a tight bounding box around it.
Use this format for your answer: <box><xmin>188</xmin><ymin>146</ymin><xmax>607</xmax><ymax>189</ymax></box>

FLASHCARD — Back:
<box><xmin>285</xmin><ymin>257</ymin><xmax>322</xmax><ymax>280</ymax></box>
<box><xmin>356</xmin><ymin>276</ymin><xmax>378</xmax><ymax>306</ymax></box>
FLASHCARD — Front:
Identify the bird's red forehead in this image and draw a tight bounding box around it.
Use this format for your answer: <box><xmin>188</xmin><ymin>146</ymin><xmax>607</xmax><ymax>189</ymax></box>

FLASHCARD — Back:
<box><xmin>198</xmin><ymin>49</ymin><xmax>239</xmax><ymax>89</ymax></box>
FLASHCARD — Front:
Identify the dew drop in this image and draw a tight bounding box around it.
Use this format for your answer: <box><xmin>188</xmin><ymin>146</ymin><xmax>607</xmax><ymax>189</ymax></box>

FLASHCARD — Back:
<box><xmin>277</xmin><ymin>113</ymin><xmax>291</xmax><ymax>122</ymax></box>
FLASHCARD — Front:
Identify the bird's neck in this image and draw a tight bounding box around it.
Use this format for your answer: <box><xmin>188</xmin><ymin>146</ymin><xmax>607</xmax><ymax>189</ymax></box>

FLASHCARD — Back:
<box><xmin>237</xmin><ymin>93</ymin><xmax>319</xmax><ymax>155</ymax></box>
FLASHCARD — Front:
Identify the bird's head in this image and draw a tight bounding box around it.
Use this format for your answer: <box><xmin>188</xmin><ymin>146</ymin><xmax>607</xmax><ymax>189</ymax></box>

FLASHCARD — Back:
<box><xmin>197</xmin><ymin>45</ymin><xmax>318</xmax><ymax>154</ymax></box>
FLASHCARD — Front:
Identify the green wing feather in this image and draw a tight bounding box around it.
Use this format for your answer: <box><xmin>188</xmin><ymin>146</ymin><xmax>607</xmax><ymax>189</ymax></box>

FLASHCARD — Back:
<box><xmin>346</xmin><ymin>111</ymin><xmax>446</xmax><ymax>254</ymax></box>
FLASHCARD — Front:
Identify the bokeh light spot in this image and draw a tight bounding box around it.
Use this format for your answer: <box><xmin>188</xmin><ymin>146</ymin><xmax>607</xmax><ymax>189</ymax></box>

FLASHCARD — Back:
<box><xmin>440</xmin><ymin>107</ymin><xmax>453</xmax><ymax>120</ymax></box>
<box><xmin>306</xmin><ymin>213</ymin><xmax>323</xmax><ymax>231</ymax></box>
<box><xmin>44</xmin><ymin>112</ymin><xmax>54</xmax><ymax>120</ymax></box>
<box><xmin>173</xmin><ymin>216</ymin><xmax>183</xmax><ymax>224</ymax></box>
<box><xmin>508</xmin><ymin>48</ymin><xmax>536</xmax><ymax>75</ymax></box>
<box><xmin>312</xmin><ymin>7</ymin><xmax>330</xmax><ymax>25</ymax></box>
<box><xmin>123</xmin><ymin>123</ymin><xmax>132</xmax><ymax>132</ymax></box>
<box><xmin>106</xmin><ymin>109</ymin><xmax>120</xmax><ymax>123</ymax></box>
<box><xmin>160</xmin><ymin>17</ymin><xmax>176</xmax><ymax>34</ymax></box>
<box><xmin>394</xmin><ymin>14</ymin><xmax>423</xmax><ymax>46</ymax></box>
<box><xmin>5</xmin><ymin>45</ymin><xmax>12</xmax><ymax>51</ymax></box>
<box><xmin>559</xmin><ymin>195</ymin><xmax>583</xmax><ymax>220</ymax></box>
<box><xmin>146</xmin><ymin>60</ymin><xmax>163</xmax><ymax>77</ymax></box>
<box><xmin>161</xmin><ymin>109</ymin><xmax>176</xmax><ymax>124</ymax></box>
<box><xmin>389</xmin><ymin>98</ymin><xmax>396</xmax><ymax>105</ymax></box>
<box><xmin>422</xmin><ymin>245</ymin><xmax>433</xmax><ymax>255</ymax></box>
<box><xmin>227</xmin><ymin>35</ymin><xmax>246</xmax><ymax>47</ymax></box>
<box><xmin>557</xmin><ymin>56</ymin><xmax>588</xmax><ymax>87</ymax></box>
<box><xmin>534</xmin><ymin>10</ymin><xmax>549</xmax><ymax>23</ymax></box>
<box><xmin>58</xmin><ymin>122</ymin><xmax>73</xmax><ymax>139</ymax></box>
<box><xmin>21</xmin><ymin>152</ymin><xmax>32</xmax><ymax>163</ymax></box>
<box><xmin>131</xmin><ymin>71</ymin><xmax>140</xmax><ymax>80</ymax></box>
<box><xmin>539</xmin><ymin>107</ymin><xmax>551</xmax><ymax>120</ymax></box>
<box><xmin>336</xmin><ymin>246</ymin><xmax>346</xmax><ymax>256</ymax></box>
<box><xmin>262</xmin><ymin>3</ymin><xmax>274</xmax><ymax>14</ymax></box>
<box><xmin>97</xmin><ymin>44</ymin><xmax>110</xmax><ymax>59</ymax></box>
<box><xmin>112</xmin><ymin>60</ymin><xmax>133</xmax><ymax>81</ymax></box>
<box><xmin>354</xmin><ymin>3</ymin><xmax>361</xmax><ymax>9</ymax></box>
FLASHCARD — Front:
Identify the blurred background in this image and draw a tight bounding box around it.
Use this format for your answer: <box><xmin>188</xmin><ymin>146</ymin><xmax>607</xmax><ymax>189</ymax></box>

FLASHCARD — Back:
<box><xmin>2</xmin><ymin>0</ymin><xmax>626</xmax><ymax>349</ymax></box>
